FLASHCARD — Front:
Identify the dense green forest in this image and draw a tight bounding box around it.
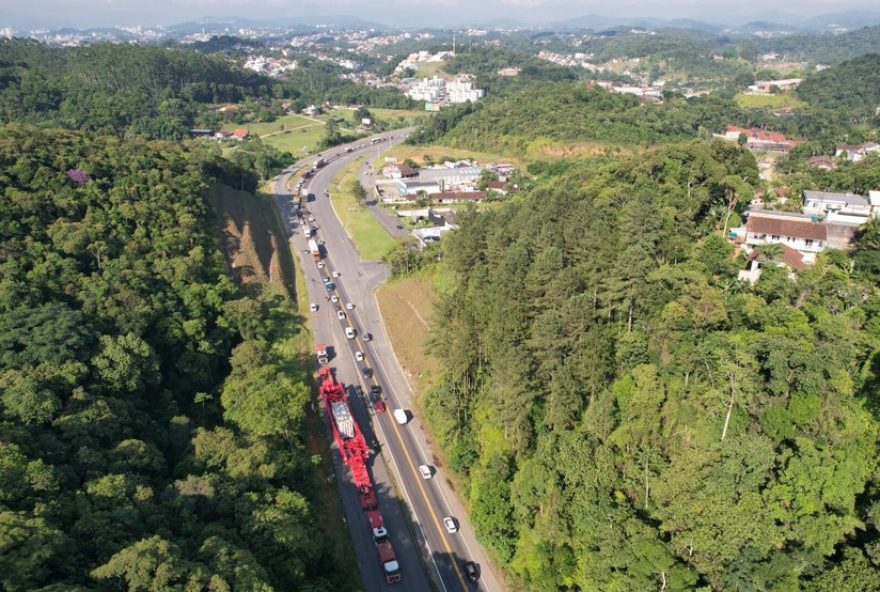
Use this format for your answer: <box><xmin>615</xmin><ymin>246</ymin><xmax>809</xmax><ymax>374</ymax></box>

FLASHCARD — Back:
<box><xmin>0</xmin><ymin>125</ymin><xmax>343</xmax><ymax>590</ymax></box>
<box><xmin>797</xmin><ymin>53</ymin><xmax>880</xmax><ymax>121</ymax></box>
<box><xmin>425</xmin><ymin>139</ymin><xmax>880</xmax><ymax>590</ymax></box>
<box><xmin>0</xmin><ymin>40</ymin><xmax>415</xmax><ymax>140</ymax></box>
<box><xmin>412</xmin><ymin>83</ymin><xmax>744</xmax><ymax>153</ymax></box>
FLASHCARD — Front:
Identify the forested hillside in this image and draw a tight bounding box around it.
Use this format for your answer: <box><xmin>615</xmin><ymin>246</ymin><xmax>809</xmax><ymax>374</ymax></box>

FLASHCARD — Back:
<box><xmin>797</xmin><ymin>53</ymin><xmax>880</xmax><ymax>121</ymax></box>
<box><xmin>0</xmin><ymin>125</ymin><xmax>344</xmax><ymax>590</ymax></box>
<box><xmin>426</xmin><ymin>139</ymin><xmax>880</xmax><ymax>590</ymax></box>
<box><xmin>0</xmin><ymin>40</ymin><xmax>415</xmax><ymax>140</ymax></box>
<box><xmin>0</xmin><ymin>40</ymin><xmax>271</xmax><ymax>138</ymax></box>
<box><xmin>423</xmin><ymin>83</ymin><xmax>743</xmax><ymax>154</ymax></box>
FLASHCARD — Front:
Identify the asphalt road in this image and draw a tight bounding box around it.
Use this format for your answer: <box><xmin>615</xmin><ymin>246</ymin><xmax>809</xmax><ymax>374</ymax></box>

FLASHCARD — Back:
<box><xmin>271</xmin><ymin>135</ymin><xmax>503</xmax><ymax>592</ymax></box>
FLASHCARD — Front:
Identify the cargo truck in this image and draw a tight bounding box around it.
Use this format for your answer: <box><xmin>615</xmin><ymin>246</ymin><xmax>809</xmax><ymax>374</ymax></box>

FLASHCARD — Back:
<box><xmin>308</xmin><ymin>239</ymin><xmax>321</xmax><ymax>261</ymax></box>
<box><xmin>368</xmin><ymin>512</ymin><xmax>402</xmax><ymax>584</ymax></box>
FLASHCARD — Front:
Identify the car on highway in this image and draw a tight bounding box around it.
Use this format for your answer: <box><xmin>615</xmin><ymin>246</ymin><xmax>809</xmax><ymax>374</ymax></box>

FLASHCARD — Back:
<box><xmin>317</xmin><ymin>261</ymin><xmax>324</xmax><ymax>268</ymax></box>
<box><xmin>310</xmin><ymin>303</ymin><xmax>318</xmax><ymax>312</ymax></box>
<box><xmin>443</xmin><ymin>516</ymin><xmax>458</xmax><ymax>534</ymax></box>
<box><xmin>330</xmin><ymin>295</ymin><xmax>339</xmax><ymax>303</ymax></box>
<box><xmin>346</xmin><ymin>302</ymin><xmax>354</xmax><ymax>310</ymax></box>
<box><xmin>418</xmin><ymin>465</ymin><xmax>433</xmax><ymax>480</ymax></box>
<box><xmin>332</xmin><ymin>271</ymin><xmax>340</xmax><ymax>278</ymax></box>
<box><xmin>463</xmin><ymin>561</ymin><xmax>480</xmax><ymax>582</ymax></box>
<box><xmin>370</xmin><ymin>385</ymin><xmax>382</xmax><ymax>396</ymax></box>
<box><xmin>363</xmin><ymin>332</ymin><xmax>372</xmax><ymax>342</ymax></box>
<box><xmin>337</xmin><ymin>310</ymin><xmax>345</xmax><ymax>320</ymax></box>
<box><xmin>361</xmin><ymin>366</ymin><xmax>372</xmax><ymax>379</ymax></box>
<box><xmin>322</xmin><ymin>276</ymin><xmax>330</xmax><ymax>284</ymax></box>
<box><xmin>324</xmin><ymin>282</ymin><xmax>334</xmax><ymax>291</ymax></box>
<box><xmin>355</xmin><ymin>351</ymin><xmax>364</xmax><ymax>362</ymax></box>
<box><xmin>370</xmin><ymin>389</ymin><xmax>385</xmax><ymax>413</ymax></box>
<box><xmin>308</xmin><ymin>215</ymin><xmax>315</xmax><ymax>222</ymax></box>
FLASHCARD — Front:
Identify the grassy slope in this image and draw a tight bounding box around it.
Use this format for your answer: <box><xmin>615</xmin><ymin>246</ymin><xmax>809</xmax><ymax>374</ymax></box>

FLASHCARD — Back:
<box><xmin>371</xmin><ymin>143</ymin><xmax>525</xmax><ymax>170</ymax></box>
<box><xmin>328</xmin><ymin>158</ymin><xmax>398</xmax><ymax>260</ymax></box>
<box><xmin>375</xmin><ymin>270</ymin><xmax>443</xmax><ymax>398</ymax></box>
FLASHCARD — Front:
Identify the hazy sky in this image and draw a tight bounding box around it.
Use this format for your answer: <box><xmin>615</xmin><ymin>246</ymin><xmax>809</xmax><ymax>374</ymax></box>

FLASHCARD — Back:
<box><xmin>2</xmin><ymin>0</ymin><xmax>878</xmax><ymax>29</ymax></box>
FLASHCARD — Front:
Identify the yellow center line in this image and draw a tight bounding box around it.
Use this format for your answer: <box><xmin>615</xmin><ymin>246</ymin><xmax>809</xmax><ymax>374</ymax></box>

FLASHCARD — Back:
<box><xmin>300</xmin><ymin>162</ymin><xmax>467</xmax><ymax>587</ymax></box>
<box><xmin>327</xmin><ymin>280</ymin><xmax>469</xmax><ymax>590</ymax></box>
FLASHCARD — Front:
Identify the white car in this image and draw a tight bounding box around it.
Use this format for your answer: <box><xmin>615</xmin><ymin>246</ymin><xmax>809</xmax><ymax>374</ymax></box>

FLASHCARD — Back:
<box><xmin>355</xmin><ymin>351</ymin><xmax>364</xmax><ymax>362</ymax></box>
<box><xmin>418</xmin><ymin>465</ymin><xmax>433</xmax><ymax>480</ymax></box>
<box><xmin>337</xmin><ymin>310</ymin><xmax>345</xmax><ymax>320</ymax></box>
<box><xmin>332</xmin><ymin>271</ymin><xmax>340</xmax><ymax>278</ymax></box>
<box><xmin>317</xmin><ymin>261</ymin><xmax>324</xmax><ymax>268</ymax></box>
<box><xmin>443</xmin><ymin>516</ymin><xmax>458</xmax><ymax>533</ymax></box>
<box><xmin>308</xmin><ymin>215</ymin><xmax>315</xmax><ymax>222</ymax></box>
<box><xmin>330</xmin><ymin>295</ymin><xmax>339</xmax><ymax>303</ymax></box>
<box><xmin>346</xmin><ymin>302</ymin><xmax>354</xmax><ymax>310</ymax></box>
<box><xmin>310</xmin><ymin>303</ymin><xmax>318</xmax><ymax>312</ymax></box>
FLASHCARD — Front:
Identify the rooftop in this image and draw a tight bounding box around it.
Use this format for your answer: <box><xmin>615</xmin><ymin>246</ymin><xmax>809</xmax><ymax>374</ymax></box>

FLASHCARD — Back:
<box><xmin>803</xmin><ymin>190</ymin><xmax>868</xmax><ymax>207</ymax></box>
<box><xmin>746</xmin><ymin>210</ymin><xmax>827</xmax><ymax>241</ymax></box>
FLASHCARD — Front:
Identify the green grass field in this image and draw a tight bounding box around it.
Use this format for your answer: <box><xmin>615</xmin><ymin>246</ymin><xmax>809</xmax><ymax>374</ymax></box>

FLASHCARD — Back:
<box><xmin>369</xmin><ymin>108</ymin><xmax>430</xmax><ymax>128</ymax></box>
<box><xmin>371</xmin><ymin>143</ymin><xmax>525</xmax><ymax>170</ymax></box>
<box><xmin>735</xmin><ymin>93</ymin><xmax>804</xmax><ymax>109</ymax></box>
<box><xmin>329</xmin><ymin>158</ymin><xmax>398</xmax><ymax>261</ymax></box>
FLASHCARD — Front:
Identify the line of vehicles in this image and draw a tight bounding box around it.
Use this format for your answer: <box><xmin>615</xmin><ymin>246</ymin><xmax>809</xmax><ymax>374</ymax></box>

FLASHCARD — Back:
<box><xmin>294</xmin><ymin>144</ymin><xmax>481</xmax><ymax>588</ymax></box>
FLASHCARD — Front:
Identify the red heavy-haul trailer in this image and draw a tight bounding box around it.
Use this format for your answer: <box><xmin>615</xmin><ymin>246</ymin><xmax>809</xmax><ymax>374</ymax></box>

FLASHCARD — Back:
<box><xmin>319</xmin><ymin>368</ymin><xmax>401</xmax><ymax>583</ymax></box>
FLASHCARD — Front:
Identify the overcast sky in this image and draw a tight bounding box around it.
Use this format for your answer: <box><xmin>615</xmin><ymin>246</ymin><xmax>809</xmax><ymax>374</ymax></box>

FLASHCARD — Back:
<box><xmin>2</xmin><ymin>0</ymin><xmax>878</xmax><ymax>29</ymax></box>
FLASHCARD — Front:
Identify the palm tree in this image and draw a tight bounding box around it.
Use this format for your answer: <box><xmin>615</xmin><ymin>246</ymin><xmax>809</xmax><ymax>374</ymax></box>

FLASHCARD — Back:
<box><xmin>756</xmin><ymin>243</ymin><xmax>784</xmax><ymax>263</ymax></box>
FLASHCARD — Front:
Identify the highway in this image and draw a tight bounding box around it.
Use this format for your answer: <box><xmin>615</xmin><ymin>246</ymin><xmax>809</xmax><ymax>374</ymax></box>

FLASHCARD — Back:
<box><xmin>270</xmin><ymin>134</ymin><xmax>503</xmax><ymax>592</ymax></box>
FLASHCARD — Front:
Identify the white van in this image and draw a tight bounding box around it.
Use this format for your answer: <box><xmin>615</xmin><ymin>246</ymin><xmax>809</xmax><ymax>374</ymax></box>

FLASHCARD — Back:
<box><xmin>393</xmin><ymin>409</ymin><xmax>408</xmax><ymax>424</ymax></box>
<box><xmin>345</xmin><ymin>327</ymin><xmax>355</xmax><ymax>339</ymax></box>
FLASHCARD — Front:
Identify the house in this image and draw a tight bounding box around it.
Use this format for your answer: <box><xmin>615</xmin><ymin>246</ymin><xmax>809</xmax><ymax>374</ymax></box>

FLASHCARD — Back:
<box><xmin>834</xmin><ymin>143</ymin><xmax>880</xmax><ymax>162</ymax></box>
<box><xmin>189</xmin><ymin>128</ymin><xmax>214</xmax><ymax>138</ymax></box>
<box><xmin>747</xmin><ymin>78</ymin><xmax>803</xmax><ymax>93</ymax></box>
<box><xmin>744</xmin><ymin>210</ymin><xmax>827</xmax><ymax>263</ymax></box>
<box><xmin>397</xmin><ymin>179</ymin><xmax>442</xmax><ymax>197</ymax></box>
<box><xmin>485</xmin><ymin>180</ymin><xmax>508</xmax><ymax>195</ymax></box>
<box><xmin>232</xmin><ymin>128</ymin><xmax>249</xmax><ymax>140</ymax></box>
<box><xmin>721</xmin><ymin>126</ymin><xmax>800</xmax><ymax>152</ymax></box>
<box><xmin>738</xmin><ymin>244</ymin><xmax>807</xmax><ymax>283</ymax></box>
<box><xmin>302</xmin><ymin>105</ymin><xmax>323</xmax><ymax>117</ymax></box>
<box><xmin>802</xmin><ymin>190</ymin><xmax>872</xmax><ymax>218</ymax></box>
<box><xmin>425</xmin><ymin>191</ymin><xmax>486</xmax><ymax>204</ymax></box>
<box><xmin>215</xmin><ymin>130</ymin><xmax>234</xmax><ymax>139</ymax></box>
<box><xmin>806</xmin><ymin>156</ymin><xmax>836</xmax><ymax>170</ymax></box>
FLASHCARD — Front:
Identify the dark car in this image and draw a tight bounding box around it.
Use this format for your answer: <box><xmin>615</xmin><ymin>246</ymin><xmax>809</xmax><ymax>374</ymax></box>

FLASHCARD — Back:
<box><xmin>363</xmin><ymin>332</ymin><xmax>372</xmax><ymax>342</ymax></box>
<box><xmin>361</xmin><ymin>367</ymin><xmax>372</xmax><ymax>379</ymax></box>
<box><xmin>463</xmin><ymin>561</ymin><xmax>479</xmax><ymax>582</ymax></box>
<box><xmin>369</xmin><ymin>386</ymin><xmax>385</xmax><ymax>412</ymax></box>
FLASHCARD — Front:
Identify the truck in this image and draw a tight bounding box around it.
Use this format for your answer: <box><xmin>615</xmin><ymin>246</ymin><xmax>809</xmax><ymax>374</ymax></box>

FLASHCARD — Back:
<box><xmin>315</xmin><ymin>343</ymin><xmax>328</xmax><ymax>365</ymax></box>
<box><xmin>313</xmin><ymin>158</ymin><xmax>327</xmax><ymax>170</ymax></box>
<box><xmin>303</xmin><ymin>225</ymin><xmax>313</xmax><ymax>238</ymax></box>
<box><xmin>368</xmin><ymin>512</ymin><xmax>402</xmax><ymax>584</ymax></box>
<box><xmin>393</xmin><ymin>409</ymin><xmax>408</xmax><ymax>425</ymax></box>
<box><xmin>308</xmin><ymin>239</ymin><xmax>321</xmax><ymax>261</ymax></box>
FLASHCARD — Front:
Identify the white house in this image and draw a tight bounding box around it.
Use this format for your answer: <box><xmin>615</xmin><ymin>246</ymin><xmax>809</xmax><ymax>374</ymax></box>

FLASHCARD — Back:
<box><xmin>834</xmin><ymin>143</ymin><xmax>880</xmax><ymax>162</ymax></box>
<box><xmin>744</xmin><ymin>210</ymin><xmax>827</xmax><ymax>263</ymax></box>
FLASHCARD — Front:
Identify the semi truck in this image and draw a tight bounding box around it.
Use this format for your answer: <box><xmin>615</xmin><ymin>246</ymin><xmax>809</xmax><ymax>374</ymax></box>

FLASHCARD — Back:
<box><xmin>368</xmin><ymin>511</ymin><xmax>402</xmax><ymax>584</ymax></box>
<box><xmin>308</xmin><ymin>239</ymin><xmax>321</xmax><ymax>261</ymax></box>
<box><xmin>313</xmin><ymin>158</ymin><xmax>327</xmax><ymax>170</ymax></box>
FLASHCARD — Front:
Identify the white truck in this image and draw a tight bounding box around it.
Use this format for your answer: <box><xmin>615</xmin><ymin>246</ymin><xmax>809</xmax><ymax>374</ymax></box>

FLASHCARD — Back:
<box><xmin>393</xmin><ymin>409</ymin><xmax>408</xmax><ymax>425</ymax></box>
